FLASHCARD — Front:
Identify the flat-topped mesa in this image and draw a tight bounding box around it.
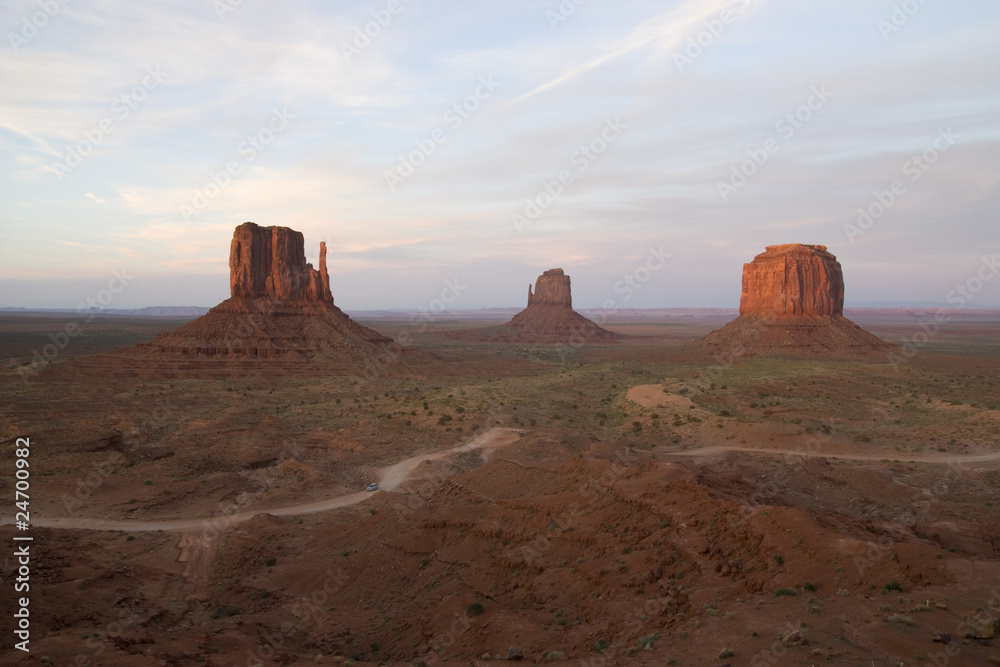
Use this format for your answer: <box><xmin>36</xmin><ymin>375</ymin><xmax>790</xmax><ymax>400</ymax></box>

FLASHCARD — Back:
<box><xmin>699</xmin><ymin>242</ymin><xmax>894</xmax><ymax>357</ymax></box>
<box><xmin>229</xmin><ymin>222</ymin><xmax>333</xmax><ymax>303</ymax></box>
<box><xmin>739</xmin><ymin>244</ymin><xmax>844</xmax><ymax>318</ymax></box>
<box><xmin>527</xmin><ymin>268</ymin><xmax>572</xmax><ymax>308</ymax></box>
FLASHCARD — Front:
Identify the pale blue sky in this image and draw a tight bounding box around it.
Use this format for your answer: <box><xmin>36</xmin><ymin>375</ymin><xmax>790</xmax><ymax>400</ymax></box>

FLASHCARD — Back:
<box><xmin>2</xmin><ymin>0</ymin><xmax>999</xmax><ymax>310</ymax></box>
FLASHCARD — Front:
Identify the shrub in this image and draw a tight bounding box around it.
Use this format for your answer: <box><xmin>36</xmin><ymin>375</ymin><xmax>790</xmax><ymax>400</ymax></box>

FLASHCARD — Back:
<box><xmin>719</xmin><ymin>648</ymin><xmax>736</xmax><ymax>659</ymax></box>
<box><xmin>545</xmin><ymin>651</ymin><xmax>565</xmax><ymax>661</ymax></box>
<box><xmin>211</xmin><ymin>606</ymin><xmax>240</xmax><ymax>619</ymax></box>
<box><xmin>466</xmin><ymin>601</ymin><xmax>484</xmax><ymax>617</ymax></box>
<box><xmin>801</xmin><ymin>582</ymin><xmax>816</xmax><ymax>592</ymax></box>
<box><xmin>885</xmin><ymin>613</ymin><xmax>915</xmax><ymax>626</ymax></box>
<box><xmin>883</xmin><ymin>580</ymin><xmax>903</xmax><ymax>592</ymax></box>
<box><xmin>773</xmin><ymin>588</ymin><xmax>797</xmax><ymax>597</ymax></box>
<box><xmin>264</xmin><ymin>556</ymin><xmax>277</xmax><ymax>566</ymax></box>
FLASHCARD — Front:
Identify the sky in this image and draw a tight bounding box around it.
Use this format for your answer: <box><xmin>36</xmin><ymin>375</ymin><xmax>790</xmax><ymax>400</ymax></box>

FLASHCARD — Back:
<box><xmin>2</xmin><ymin>0</ymin><xmax>999</xmax><ymax>311</ymax></box>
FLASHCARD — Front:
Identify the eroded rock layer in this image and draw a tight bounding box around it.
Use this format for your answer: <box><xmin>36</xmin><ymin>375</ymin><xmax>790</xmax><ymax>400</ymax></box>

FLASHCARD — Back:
<box><xmin>739</xmin><ymin>244</ymin><xmax>843</xmax><ymax>318</ymax></box>
<box><xmin>230</xmin><ymin>222</ymin><xmax>333</xmax><ymax>303</ymax></box>
<box><xmin>701</xmin><ymin>244</ymin><xmax>893</xmax><ymax>358</ymax></box>
<box><xmin>527</xmin><ymin>269</ymin><xmax>572</xmax><ymax>308</ymax></box>
<box><xmin>75</xmin><ymin>222</ymin><xmax>433</xmax><ymax>377</ymax></box>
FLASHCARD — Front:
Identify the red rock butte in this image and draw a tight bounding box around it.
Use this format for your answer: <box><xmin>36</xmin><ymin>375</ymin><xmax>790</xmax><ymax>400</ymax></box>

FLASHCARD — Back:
<box><xmin>77</xmin><ymin>222</ymin><xmax>432</xmax><ymax>377</ymax></box>
<box><xmin>229</xmin><ymin>223</ymin><xmax>333</xmax><ymax>303</ymax></box>
<box><xmin>702</xmin><ymin>244</ymin><xmax>894</xmax><ymax>357</ymax></box>
<box><xmin>448</xmin><ymin>268</ymin><xmax>620</xmax><ymax>344</ymax></box>
<box><xmin>526</xmin><ymin>268</ymin><xmax>573</xmax><ymax>308</ymax></box>
<box><xmin>739</xmin><ymin>244</ymin><xmax>844</xmax><ymax>318</ymax></box>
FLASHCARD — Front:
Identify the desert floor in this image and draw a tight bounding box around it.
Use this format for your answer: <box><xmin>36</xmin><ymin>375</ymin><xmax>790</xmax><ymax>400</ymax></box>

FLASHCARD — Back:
<box><xmin>1</xmin><ymin>309</ymin><xmax>999</xmax><ymax>666</ymax></box>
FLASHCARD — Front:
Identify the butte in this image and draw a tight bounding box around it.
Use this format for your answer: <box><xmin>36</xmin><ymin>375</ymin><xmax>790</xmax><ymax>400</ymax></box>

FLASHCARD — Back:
<box><xmin>448</xmin><ymin>268</ymin><xmax>621</xmax><ymax>344</ymax></box>
<box><xmin>75</xmin><ymin>222</ymin><xmax>433</xmax><ymax>377</ymax></box>
<box><xmin>700</xmin><ymin>244</ymin><xmax>895</xmax><ymax>357</ymax></box>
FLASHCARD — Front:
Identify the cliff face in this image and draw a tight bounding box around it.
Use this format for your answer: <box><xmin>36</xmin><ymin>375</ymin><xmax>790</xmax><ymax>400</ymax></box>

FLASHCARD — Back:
<box><xmin>527</xmin><ymin>269</ymin><xmax>572</xmax><ymax>308</ymax></box>
<box><xmin>701</xmin><ymin>243</ymin><xmax>893</xmax><ymax>358</ymax></box>
<box><xmin>229</xmin><ymin>222</ymin><xmax>333</xmax><ymax>303</ymax></box>
<box><xmin>739</xmin><ymin>244</ymin><xmax>844</xmax><ymax>318</ymax></box>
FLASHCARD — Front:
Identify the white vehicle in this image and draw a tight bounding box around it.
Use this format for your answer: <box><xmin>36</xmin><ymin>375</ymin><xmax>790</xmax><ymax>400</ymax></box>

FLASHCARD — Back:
<box><xmin>366</xmin><ymin>482</ymin><xmax>379</xmax><ymax>492</ymax></box>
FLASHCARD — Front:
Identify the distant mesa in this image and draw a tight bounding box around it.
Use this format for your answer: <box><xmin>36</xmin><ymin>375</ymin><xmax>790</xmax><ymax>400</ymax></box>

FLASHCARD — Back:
<box><xmin>86</xmin><ymin>222</ymin><xmax>432</xmax><ymax>376</ymax></box>
<box><xmin>701</xmin><ymin>244</ymin><xmax>895</xmax><ymax>357</ymax></box>
<box><xmin>447</xmin><ymin>268</ymin><xmax>621</xmax><ymax>344</ymax></box>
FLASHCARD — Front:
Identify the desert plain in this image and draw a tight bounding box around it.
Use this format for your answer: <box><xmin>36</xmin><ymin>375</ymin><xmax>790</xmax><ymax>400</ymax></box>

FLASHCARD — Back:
<box><xmin>2</xmin><ymin>296</ymin><xmax>999</xmax><ymax>666</ymax></box>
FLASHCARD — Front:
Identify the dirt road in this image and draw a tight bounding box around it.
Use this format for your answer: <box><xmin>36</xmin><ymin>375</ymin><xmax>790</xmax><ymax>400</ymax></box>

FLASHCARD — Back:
<box><xmin>2</xmin><ymin>427</ymin><xmax>522</xmax><ymax>534</ymax></box>
<box><xmin>652</xmin><ymin>444</ymin><xmax>1000</xmax><ymax>465</ymax></box>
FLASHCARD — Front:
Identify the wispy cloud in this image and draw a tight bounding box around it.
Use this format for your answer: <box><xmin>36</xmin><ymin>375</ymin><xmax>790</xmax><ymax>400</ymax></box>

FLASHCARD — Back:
<box><xmin>507</xmin><ymin>0</ymin><xmax>764</xmax><ymax>106</ymax></box>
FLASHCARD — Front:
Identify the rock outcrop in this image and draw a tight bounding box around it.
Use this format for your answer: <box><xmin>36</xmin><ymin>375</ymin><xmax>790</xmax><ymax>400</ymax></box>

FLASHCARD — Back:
<box><xmin>527</xmin><ymin>269</ymin><xmax>572</xmax><ymax>308</ymax></box>
<box><xmin>701</xmin><ymin>244</ymin><xmax>894</xmax><ymax>358</ymax></box>
<box><xmin>92</xmin><ymin>222</ymin><xmax>432</xmax><ymax>377</ymax></box>
<box><xmin>229</xmin><ymin>223</ymin><xmax>333</xmax><ymax>303</ymax></box>
<box><xmin>446</xmin><ymin>268</ymin><xmax>620</xmax><ymax>345</ymax></box>
<box><xmin>739</xmin><ymin>244</ymin><xmax>843</xmax><ymax>318</ymax></box>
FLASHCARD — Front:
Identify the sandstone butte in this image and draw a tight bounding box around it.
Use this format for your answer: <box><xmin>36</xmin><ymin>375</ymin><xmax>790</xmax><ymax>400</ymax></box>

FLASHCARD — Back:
<box><xmin>702</xmin><ymin>243</ymin><xmax>895</xmax><ymax>357</ymax></box>
<box><xmin>97</xmin><ymin>222</ymin><xmax>431</xmax><ymax>376</ymax></box>
<box><xmin>450</xmin><ymin>268</ymin><xmax>620</xmax><ymax>344</ymax></box>
<box><xmin>229</xmin><ymin>223</ymin><xmax>334</xmax><ymax>303</ymax></box>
